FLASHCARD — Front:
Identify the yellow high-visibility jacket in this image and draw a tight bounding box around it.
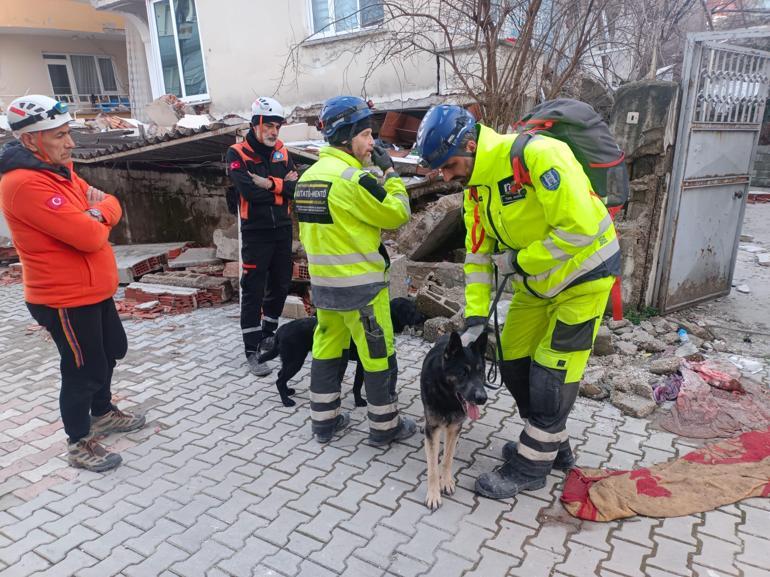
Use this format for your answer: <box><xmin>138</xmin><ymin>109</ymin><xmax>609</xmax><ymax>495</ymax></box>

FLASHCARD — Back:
<box><xmin>296</xmin><ymin>146</ymin><xmax>411</xmax><ymax>311</ymax></box>
<box><xmin>463</xmin><ymin>124</ymin><xmax>620</xmax><ymax>322</ymax></box>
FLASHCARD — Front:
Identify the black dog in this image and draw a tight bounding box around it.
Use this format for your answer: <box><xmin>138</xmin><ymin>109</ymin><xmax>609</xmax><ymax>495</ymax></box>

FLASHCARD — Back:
<box><xmin>420</xmin><ymin>330</ymin><xmax>488</xmax><ymax>510</ymax></box>
<box><xmin>259</xmin><ymin>297</ymin><xmax>424</xmax><ymax>407</ymax></box>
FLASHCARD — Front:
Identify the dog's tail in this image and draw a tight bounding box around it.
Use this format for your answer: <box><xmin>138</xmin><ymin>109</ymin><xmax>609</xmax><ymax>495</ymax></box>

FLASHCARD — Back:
<box><xmin>258</xmin><ymin>336</ymin><xmax>280</xmax><ymax>363</ymax></box>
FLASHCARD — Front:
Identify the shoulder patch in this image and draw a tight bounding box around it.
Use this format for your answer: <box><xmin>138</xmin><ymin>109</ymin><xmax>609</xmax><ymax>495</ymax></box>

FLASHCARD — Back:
<box><xmin>229</xmin><ymin>160</ymin><xmax>242</xmax><ymax>170</ymax></box>
<box><xmin>272</xmin><ymin>151</ymin><xmax>285</xmax><ymax>162</ymax></box>
<box><xmin>46</xmin><ymin>195</ymin><xmax>67</xmax><ymax>210</ymax></box>
<box><xmin>540</xmin><ymin>168</ymin><xmax>560</xmax><ymax>191</ymax></box>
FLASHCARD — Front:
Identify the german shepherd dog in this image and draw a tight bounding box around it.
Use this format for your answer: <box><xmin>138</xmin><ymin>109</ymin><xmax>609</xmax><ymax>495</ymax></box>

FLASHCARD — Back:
<box><xmin>421</xmin><ymin>331</ymin><xmax>488</xmax><ymax>510</ymax></box>
<box><xmin>259</xmin><ymin>298</ymin><xmax>425</xmax><ymax>407</ymax></box>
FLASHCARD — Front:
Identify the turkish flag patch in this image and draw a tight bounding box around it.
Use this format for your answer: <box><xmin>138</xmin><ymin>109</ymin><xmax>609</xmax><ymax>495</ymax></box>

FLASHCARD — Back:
<box><xmin>46</xmin><ymin>195</ymin><xmax>67</xmax><ymax>210</ymax></box>
<box><xmin>230</xmin><ymin>160</ymin><xmax>242</xmax><ymax>170</ymax></box>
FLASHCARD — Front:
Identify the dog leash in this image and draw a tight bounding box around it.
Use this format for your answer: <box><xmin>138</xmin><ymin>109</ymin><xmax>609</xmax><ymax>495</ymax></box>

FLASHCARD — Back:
<box><xmin>484</xmin><ymin>264</ymin><xmax>511</xmax><ymax>390</ymax></box>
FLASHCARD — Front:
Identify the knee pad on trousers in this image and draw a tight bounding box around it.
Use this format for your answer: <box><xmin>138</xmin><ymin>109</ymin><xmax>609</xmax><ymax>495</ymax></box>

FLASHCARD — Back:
<box><xmin>529</xmin><ymin>361</ymin><xmax>579</xmax><ymax>433</ymax></box>
<box><xmin>501</xmin><ymin>358</ymin><xmax>531</xmax><ymax>419</ymax></box>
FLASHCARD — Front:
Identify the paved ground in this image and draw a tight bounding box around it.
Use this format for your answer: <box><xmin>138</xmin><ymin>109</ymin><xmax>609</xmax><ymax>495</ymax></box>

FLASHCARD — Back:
<box><xmin>1</xmin><ymin>282</ymin><xmax>769</xmax><ymax>577</ymax></box>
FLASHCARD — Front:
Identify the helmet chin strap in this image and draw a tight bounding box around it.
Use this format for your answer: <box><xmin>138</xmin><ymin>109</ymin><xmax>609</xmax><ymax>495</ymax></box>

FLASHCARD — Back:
<box><xmin>34</xmin><ymin>132</ymin><xmax>53</xmax><ymax>165</ymax></box>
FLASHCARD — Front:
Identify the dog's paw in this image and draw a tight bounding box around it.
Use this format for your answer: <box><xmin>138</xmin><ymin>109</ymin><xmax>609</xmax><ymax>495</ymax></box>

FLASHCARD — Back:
<box><xmin>440</xmin><ymin>476</ymin><xmax>456</xmax><ymax>496</ymax></box>
<box><xmin>287</xmin><ymin>387</ymin><xmax>296</xmax><ymax>396</ymax></box>
<box><xmin>354</xmin><ymin>398</ymin><xmax>368</xmax><ymax>407</ymax></box>
<box><xmin>425</xmin><ymin>490</ymin><xmax>442</xmax><ymax>511</ymax></box>
<box><xmin>281</xmin><ymin>396</ymin><xmax>297</xmax><ymax>407</ymax></box>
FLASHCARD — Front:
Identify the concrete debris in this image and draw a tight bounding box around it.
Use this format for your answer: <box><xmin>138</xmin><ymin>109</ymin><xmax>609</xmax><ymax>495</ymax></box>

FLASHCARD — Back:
<box><xmin>396</xmin><ymin>193</ymin><xmax>463</xmax><ymax>260</ymax></box>
<box><xmin>281</xmin><ymin>295</ymin><xmax>309</xmax><ymax>319</ymax></box>
<box><xmin>112</xmin><ymin>242</ymin><xmax>189</xmax><ymax>284</ymax></box>
<box><xmin>610</xmin><ymin>391</ymin><xmax>657</xmax><ymax>418</ymax></box>
<box><xmin>580</xmin><ymin>367</ymin><xmax>608</xmax><ymax>399</ymax></box>
<box><xmin>406</xmin><ymin>261</ymin><xmax>464</xmax><ymax>290</ymax></box>
<box><xmin>650</xmin><ymin>357</ymin><xmax>682</xmax><ymax>375</ymax></box>
<box><xmin>593</xmin><ymin>326</ymin><xmax>614</xmax><ymax>356</ymax></box>
<box><xmin>735</xmin><ymin>284</ymin><xmax>751</xmax><ymax>294</ymax></box>
<box><xmin>167</xmin><ymin>247</ymin><xmax>221</xmax><ymax>269</ymax></box>
<box><xmin>739</xmin><ymin>243</ymin><xmax>764</xmax><ymax>253</ymax></box>
<box><xmin>662</xmin><ymin>332</ymin><xmax>681</xmax><ymax>345</ymax></box>
<box><xmin>757</xmin><ymin>253</ymin><xmax>770</xmax><ymax>267</ymax></box>
<box><xmin>639</xmin><ymin>320</ymin><xmax>655</xmax><ymax>334</ymax></box>
<box><xmin>388</xmin><ymin>254</ymin><xmax>410</xmax><ymax>299</ymax></box>
<box><xmin>669</xmin><ymin>318</ymin><xmax>714</xmax><ymax>341</ymax></box>
<box><xmin>609</xmin><ymin>368</ymin><xmax>656</xmax><ymax>399</ymax></box>
<box><xmin>124</xmin><ymin>282</ymin><xmax>201</xmax><ymax>314</ymax></box>
<box><xmin>187</xmin><ymin>263</ymin><xmax>225</xmax><ymax>276</ymax></box>
<box><xmin>615</xmin><ymin>341</ymin><xmax>638</xmax><ymax>356</ymax></box>
<box><xmin>140</xmin><ymin>271</ymin><xmax>233</xmax><ymax>304</ymax></box>
<box><xmin>607</xmin><ymin>318</ymin><xmax>630</xmax><ymax>331</ymax></box>
<box><xmin>423</xmin><ymin>316</ymin><xmax>462</xmax><ymax>343</ymax></box>
<box><xmin>652</xmin><ymin>318</ymin><xmax>676</xmax><ymax>335</ymax></box>
<box><xmin>415</xmin><ymin>278</ymin><xmax>464</xmax><ymax>319</ymax></box>
<box><xmin>213</xmin><ymin>225</ymin><xmax>239</xmax><ymax>261</ymax></box>
<box><xmin>675</xmin><ymin>342</ymin><xmax>699</xmax><ymax>358</ymax></box>
<box><xmin>740</xmin><ymin>234</ymin><xmax>754</xmax><ymax>242</ymax></box>
<box><xmin>223</xmin><ymin>261</ymin><xmax>240</xmax><ymax>278</ymax></box>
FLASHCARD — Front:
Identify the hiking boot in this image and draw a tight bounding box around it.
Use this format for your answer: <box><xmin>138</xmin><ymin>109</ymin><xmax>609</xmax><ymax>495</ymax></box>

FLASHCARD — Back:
<box><xmin>474</xmin><ymin>462</ymin><xmax>547</xmax><ymax>500</ymax></box>
<box><xmin>91</xmin><ymin>407</ymin><xmax>146</xmax><ymax>436</ymax></box>
<box><xmin>501</xmin><ymin>441</ymin><xmax>576</xmax><ymax>471</ymax></box>
<box><xmin>247</xmin><ymin>353</ymin><xmax>272</xmax><ymax>377</ymax></box>
<box><xmin>67</xmin><ymin>435</ymin><xmax>122</xmax><ymax>472</ymax></box>
<box><xmin>366</xmin><ymin>416</ymin><xmax>418</xmax><ymax>447</ymax></box>
<box><xmin>316</xmin><ymin>412</ymin><xmax>351</xmax><ymax>444</ymax></box>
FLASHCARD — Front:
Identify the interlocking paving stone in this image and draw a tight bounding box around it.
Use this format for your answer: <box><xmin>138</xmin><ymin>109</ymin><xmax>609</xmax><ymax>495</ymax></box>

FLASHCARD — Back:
<box><xmin>0</xmin><ymin>283</ymin><xmax>764</xmax><ymax>577</ymax></box>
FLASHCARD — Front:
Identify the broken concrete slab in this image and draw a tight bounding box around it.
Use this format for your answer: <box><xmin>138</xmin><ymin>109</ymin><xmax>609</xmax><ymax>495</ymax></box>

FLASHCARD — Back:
<box><xmin>167</xmin><ymin>247</ymin><xmax>221</xmax><ymax>269</ymax></box>
<box><xmin>616</xmin><ymin>341</ymin><xmax>638</xmax><ymax>356</ymax></box>
<box><xmin>650</xmin><ymin>357</ymin><xmax>681</xmax><ymax>375</ymax></box>
<box><xmin>610</xmin><ymin>392</ymin><xmax>657</xmax><ymax>418</ymax></box>
<box><xmin>593</xmin><ymin>326</ymin><xmax>614</xmax><ymax>356</ymax></box>
<box><xmin>607</xmin><ymin>318</ymin><xmax>631</xmax><ymax>331</ymax></box>
<box><xmin>423</xmin><ymin>316</ymin><xmax>461</xmax><ymax>343</ymax></box>
<box><xmin>281</xmin><ymin>295</ymin><xmax>308</xmax><ymax>319</ymax></box>
<box><xmin>757</xmin><ymin>253</ymin><xmax>770</xmax><ymax>267</ymax></box>
<box><xmin>388</xmin><ymin>254</ymin><xmax>410</xmax><ymax>299</ymax></box>
<box><xmin>406</xmin><ymin>261</ymin><xmax>464</xmax><ymax>290</ymax></box>
<box><xmin>396</xmin><ymin>193</ymin><xmax>463</xmax><ymax>260</ymax></box>
<box><xmin>112</xmin><ymin>242</ymin><xmax>190</xmax><ymax>284</ymax></box>
<box><xmin>580</xmin><ymin>366</ymin><xmax>608</xmax><ymax>399</ymax></box>
<box><xmin>213</xmin><ymin>223</ymin><xmax>239</xmax><ymax>261</ymax></box>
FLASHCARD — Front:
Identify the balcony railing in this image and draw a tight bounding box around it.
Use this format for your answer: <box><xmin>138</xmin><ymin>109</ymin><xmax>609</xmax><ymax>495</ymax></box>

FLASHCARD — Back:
<box><xmin>54</xmin><ymin>94</ymin><xmax>131</xmax><ymax>115</ymax></box>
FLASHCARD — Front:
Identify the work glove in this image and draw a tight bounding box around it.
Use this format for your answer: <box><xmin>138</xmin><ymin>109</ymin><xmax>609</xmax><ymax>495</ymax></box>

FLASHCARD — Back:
<box><xmin>492</xmin><ymin>250</ymin><xmax>521</xmax><ymax>276</ymax></box>
<box><xmin>371</xmin><ymin>145</ymin><xmax>395</xmax><ymax>172</ymax></box>
<box><xmin>460</xmin><ymin>323</ymin><xmax>485</xmax><ymax>347</ymax></box>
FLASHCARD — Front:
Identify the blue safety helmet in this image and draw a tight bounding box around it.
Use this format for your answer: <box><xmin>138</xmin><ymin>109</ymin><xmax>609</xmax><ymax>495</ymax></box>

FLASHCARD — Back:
<box><xmin>317</xmin><ymin>96</ymin><xmax>373</xmax><ymax>144</ymax></box>
<box><xmin>415</xmin><ymin>105</ymin><xmax>477</xmax><ymax>169</ymax></box>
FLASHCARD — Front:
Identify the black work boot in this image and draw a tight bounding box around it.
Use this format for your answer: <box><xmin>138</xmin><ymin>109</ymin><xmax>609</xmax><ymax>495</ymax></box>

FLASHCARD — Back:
<box><xmin>475</xmin><ymin>461</ymin><xmax>547</xmax><ymax>500</ymax></box>
<box><xmin>501</xmin><ymin>440</ymin><xmax>576</xmax><ymax>471</ymax></box>
<box><xmin>366</xmin><ymin>416</ymin><xmax>417</xmax><ymax>447</ymax></box>
<box><xmin>315</xmin><ymin>412</ymin><xmax>351</xmax><ymax>444</ymax></box>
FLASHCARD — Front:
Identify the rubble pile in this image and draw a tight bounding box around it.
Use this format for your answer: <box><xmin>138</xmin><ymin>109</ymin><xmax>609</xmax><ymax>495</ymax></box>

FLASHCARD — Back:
<box><xmin>0</xmin><ymin>263</ymin><xmax>22</xmax><ymax>286</ymax></box>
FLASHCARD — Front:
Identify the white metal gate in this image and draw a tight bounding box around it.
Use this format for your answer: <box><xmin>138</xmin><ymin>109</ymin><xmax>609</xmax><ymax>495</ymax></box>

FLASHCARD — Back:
<box><xmin>655</xmin><ymin>28</ymin><xmax>770</xmax><ymax>313</ymax></box>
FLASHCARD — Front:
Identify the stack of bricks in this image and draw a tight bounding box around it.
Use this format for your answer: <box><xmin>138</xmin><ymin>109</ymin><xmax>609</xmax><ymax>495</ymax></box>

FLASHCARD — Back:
<box><xmin>139</xmin><ymin>271</ymin><xmax>233</xmax><ymax>304</ymax></box>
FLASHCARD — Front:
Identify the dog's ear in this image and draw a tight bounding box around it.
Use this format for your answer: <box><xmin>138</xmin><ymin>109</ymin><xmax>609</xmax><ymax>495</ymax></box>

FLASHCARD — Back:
<box><xmin>444</xmin><ymin>331</ymin><xmax>463</xmax><ymax>361</ymax></box>
<box><xmin>470</xmin><ymin>331</ymin><xmax>488</xmax><ymax>355</ymax></box>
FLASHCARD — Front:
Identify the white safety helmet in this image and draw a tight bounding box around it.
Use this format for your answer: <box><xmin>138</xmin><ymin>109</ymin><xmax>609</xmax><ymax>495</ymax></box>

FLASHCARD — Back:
<box><xmin>7</xmin><ymin>95</ymin><xmax>72</xmax><ymax>135</ymax></box>
<box><xmin>250</xmin><ymin>97</ymin><xmax>285</xmax><ymax>123</ymax></box>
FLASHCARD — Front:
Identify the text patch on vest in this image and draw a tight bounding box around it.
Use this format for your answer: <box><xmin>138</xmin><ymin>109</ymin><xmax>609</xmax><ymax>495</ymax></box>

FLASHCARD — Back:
<box><xmin>497</xmin><ymin>176</ymin><xmax>527</xmax><ymax>205</ymax></box>
<box><xmin>295</xmin><ymin>181</ymin><xmax>333</xmax><ymax>224</ymax></box>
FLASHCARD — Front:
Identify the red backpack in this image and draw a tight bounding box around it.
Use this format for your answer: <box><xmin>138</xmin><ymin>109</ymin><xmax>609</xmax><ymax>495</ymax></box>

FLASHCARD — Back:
<box><xmin>510</xmin><ymin>99</ymin><xmax>629</xmax><ymax>208</ymax></box>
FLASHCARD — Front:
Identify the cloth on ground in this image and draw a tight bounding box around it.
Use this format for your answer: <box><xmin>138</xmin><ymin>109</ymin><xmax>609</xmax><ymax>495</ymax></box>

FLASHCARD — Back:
<box><xmin>656</xmin><ymin>367</ymin><xmax>770</xmax><ymax>438</ymax></box>
<box><xmin>653</xmin><ymin>374</ymin><xmax>683</xmax><ymax>403</ymax></box>
<box><xmin>561</xmin><ymin>426</ymin><xmax>770</xmax><ymax>522</ymax></box>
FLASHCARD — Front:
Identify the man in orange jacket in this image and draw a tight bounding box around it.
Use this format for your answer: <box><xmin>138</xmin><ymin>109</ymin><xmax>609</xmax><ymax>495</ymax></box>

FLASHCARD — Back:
<box><xmin>0</xmin><ymin>95</ymin><xmax>145</xmax><ymax>472</ymax></box>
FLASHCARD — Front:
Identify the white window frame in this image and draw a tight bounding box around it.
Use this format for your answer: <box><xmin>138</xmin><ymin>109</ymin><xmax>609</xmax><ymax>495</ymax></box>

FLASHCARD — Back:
<box><xmin>43</xmin><ymin>53</ymin><xmax>123</xmax><ymax>99</ymax></box>
<box><xmin>306</xmin><ymin>0</ymin><xmax>384</xmax><ymax>38</ymax></box>
<box><xmin>146</xmin><ymin>0</ymin><xmax>210</xmax><ymax>104</ymax></box>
